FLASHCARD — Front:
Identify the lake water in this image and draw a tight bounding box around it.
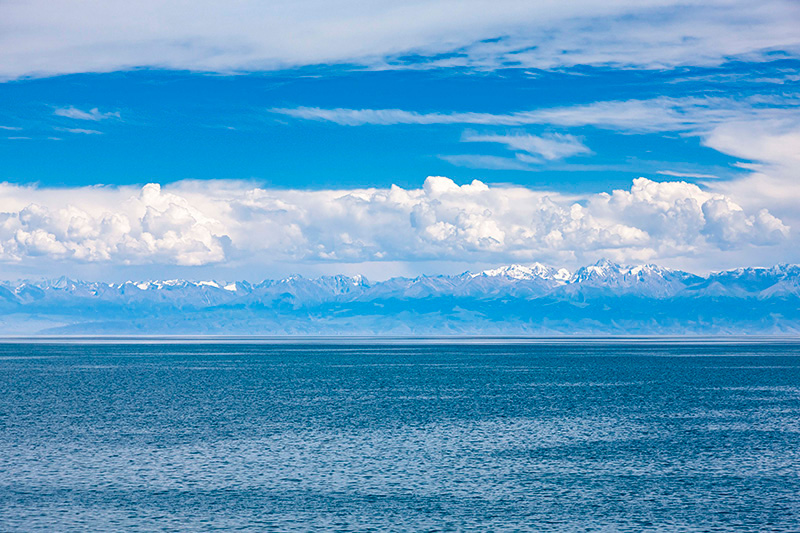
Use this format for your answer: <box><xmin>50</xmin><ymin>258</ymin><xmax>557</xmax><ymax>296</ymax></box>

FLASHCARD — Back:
<box><xmin>1</xmin><ymin>340</ymin><xmax>799</xmax><ymax>531</ymax></box>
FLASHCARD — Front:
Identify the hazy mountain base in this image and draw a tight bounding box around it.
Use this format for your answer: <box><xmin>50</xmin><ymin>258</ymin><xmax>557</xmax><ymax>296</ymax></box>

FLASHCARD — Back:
<box><xmin>16</xmin><ymin>296</ymin><xmax>800</xmax><ymax>336</ymax></box>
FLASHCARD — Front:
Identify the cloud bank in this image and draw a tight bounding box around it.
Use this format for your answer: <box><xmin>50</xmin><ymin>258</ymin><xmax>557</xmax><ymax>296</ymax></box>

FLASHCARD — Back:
<box><xmin>1</xmin><ymin>0</ymin><xmax>798</xmax><ymax>79</ymax></box>
<box><xmin>0</xmin><ymin>177</ymin><xmax>789</xmax><ymax>270</ymax></box>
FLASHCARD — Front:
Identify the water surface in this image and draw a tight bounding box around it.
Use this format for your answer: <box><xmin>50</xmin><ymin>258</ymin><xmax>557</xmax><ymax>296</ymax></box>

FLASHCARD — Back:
<box><xmin>1</xmin><ymin>341</ymin><xmax>799</xmax><ymax>531</ymax></box>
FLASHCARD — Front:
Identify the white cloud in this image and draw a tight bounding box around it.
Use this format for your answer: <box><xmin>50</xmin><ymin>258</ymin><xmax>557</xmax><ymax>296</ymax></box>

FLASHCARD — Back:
<box><xmin>0</xmin><ymin>183</ymin><xmax>227</xmax><ymax>266</ymax></box>
<box><xmin>438</xmin><ymin>154</ymin><xmax>535</xmax><ymax>171</ymax></box>
<box><xmin>272</xmin><ymin>107</ymin><xmax>471</xmax><ymax>126</ymax></box>
<box><xmin>440</xmin><ymin>131</ymin><xmax>590</xmax><ymax>170</ymax></box>
<box><xmin>53</xmin><ymin>107</ymin><xmax>120</xmax><ymax>121</ymax></box>
<box><xmin>700</xmin><ymin>117</ymin><xmax>800</xmax><ymax>249</ymax></box>
<box><xmin>462</xmin><ymin>132</ymin><xmax>591</xmax><ymax>161</ymax></box>
<box><xmin>0</xmin><ymin>176</ymin><xmax>788</xmax><ymax>269</ymax></box>
<box><xmin>703</xmin><ymin>120</ymin><xmax>800</xmax><ymax>169</ymax></box>
<box><xmin>276</xmin><ymin>97</ymin><xmax>800</xmax><ymax>227</ymax></box>
<box><xmin>0</xmin><ymin>1</ymin><xmax>798</xmax><ymax>79</ymax></box>
<box><xmin>277</xmin><ymin>98</ymin><xmax>800</xmax><ymax>216</ymax></box>
<box><xmin>56</xmin><ymin>127</ymin><xmax>104</xmax><ymax>135</ymax></box>
<box><xmin>589</xmin><ymin>178</ymin><xmax>788</xmax><ymax>251</ymax></box>
<box><xmin>657</xmin><ymin>170</ymin><xmax>720</xmax><ymax>179</ymax></box>
<box><xmin>271</xmin><ymin>96</ymin><xmax>799</xmax><ymax>131</ymax></box>
<box><xmin>0</xmin><ymin>125</ymin><xmax>22</xmax><ymax>131</ymax></box>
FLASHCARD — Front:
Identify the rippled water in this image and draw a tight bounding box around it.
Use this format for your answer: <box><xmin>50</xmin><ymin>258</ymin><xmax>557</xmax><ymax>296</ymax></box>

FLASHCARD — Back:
<box><xmin>1</xmin><ymin>341</ymin><xmax>799</xmax><ymax>531</ymax></box>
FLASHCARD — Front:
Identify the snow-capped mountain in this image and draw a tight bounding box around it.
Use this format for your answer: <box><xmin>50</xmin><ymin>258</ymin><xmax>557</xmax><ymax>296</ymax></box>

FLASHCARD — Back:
<box><xmin>0</xmin><ymin>259</ymin><xmax>798</xmax><ymax>335</ymax></box>
<box><xmin>565</xmin><ymin>260</ymin><xmax>702</xmax><ymax>297</ymax></box>
<box><xmin>474</xmin><ymin>263</ymin><xmax>571</xmax><ymax>282</ymax></box>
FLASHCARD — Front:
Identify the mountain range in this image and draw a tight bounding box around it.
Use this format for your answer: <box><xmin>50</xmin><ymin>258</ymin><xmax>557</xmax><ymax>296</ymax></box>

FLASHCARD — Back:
<box><xmin>1</xmin><ymin>259</ymin><xmax>799</xmax><ymax>335</ymax></box>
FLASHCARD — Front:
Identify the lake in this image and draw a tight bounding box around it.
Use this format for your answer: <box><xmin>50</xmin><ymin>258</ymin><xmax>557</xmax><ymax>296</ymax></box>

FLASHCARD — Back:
<box><xmin>1</xmin><ymin>340</ymin><xmax>799</xmax><ymax>531</ymax></box>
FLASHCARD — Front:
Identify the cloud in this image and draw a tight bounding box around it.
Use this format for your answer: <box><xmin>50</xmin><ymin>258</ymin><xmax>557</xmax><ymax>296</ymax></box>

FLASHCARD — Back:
<box><xmin>438</xmin><ymin>154</ymin><xmax>535</xmax><ymax>171</ymax></box>
<box><xmin>0</xmin><ymin>1</ymin><xmax>798</xmax><ymax>79</ymax></box>
<box><xmin>441</xmin><ymin>132</ymin><xmax>590</xmax><ymax>170</ymax></box>
<box><xmin>657</xmin><ymin>170</ymin><xmax>720</xmax><ymax>179</ymax></box>
<box><xmin>462</xmin><ymin>132</ymin><xmax>591</xmax><ymax>161</ymax></box>
<box><xmin>271</xmin><ymin>107</ymin><xmax>468</xmax><ymax>126</ymax></box>
<box><xmin>271</xmin><ymin>96</ymin><xmax>799</xmax><ymax>131</ymax></box>
<box><xmin>0</xmin><ymin>176</ymin><xmax>788</xmax><ymax>269</ymax></box>
<box><xmin>703</xmin><ymin>119</ymin><xmax>800</xmax><ymax>169</ymax></box>
<box><xmin>276</xmin><ymin>97</ymin><xmax>800</xmax><ymax>217</ymax></box>
<box><xmin>0</xmin><ymin>125</ymin><xmax>22</xmax><ymax>131</ymax></box>
<box><xmin>589</xmin><ymin>178</ymin><xmax>788</xmax><ymax>251</ymax></box>
<box><xmin>701</xmin><ymin>117</ymin><xmax>800</xmax><ymax>242</ymax></box>
<box><xmin>55</xmin><ymin>127</ymin><xmax>104</xmax><ymax>135</ymax></box>
<box><xmin>53</xmin><ymin>107</ymin><xmax>120</xmax><ymax>121</ymax></box>
<box><xmin>277</xmin><ymin>97</ymin><xmax>800</xmax><ymax>206</ymax></box>
<box><xmin>0</xmin><ymin>183</ymin><xmax>227</xmax><ymax>266</ymax></box>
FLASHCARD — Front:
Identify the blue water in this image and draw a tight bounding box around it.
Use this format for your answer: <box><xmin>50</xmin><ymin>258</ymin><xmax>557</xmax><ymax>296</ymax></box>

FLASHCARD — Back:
<box><xmin>1</xmin><ymin>341</ymin><xmax>799</xmax><ymax>531</ymax></box>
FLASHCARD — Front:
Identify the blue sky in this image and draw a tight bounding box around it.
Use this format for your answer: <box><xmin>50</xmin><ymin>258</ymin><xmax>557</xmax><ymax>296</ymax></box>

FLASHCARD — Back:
<box><xmin>0</xmin><ymin>1</ymin><xmax>799</xmax><ymax>280</ymax></box>
<box><xmin>2</xmin><ymin>63</ymin><xmax>791</xmax><ymax>190</ymax></box>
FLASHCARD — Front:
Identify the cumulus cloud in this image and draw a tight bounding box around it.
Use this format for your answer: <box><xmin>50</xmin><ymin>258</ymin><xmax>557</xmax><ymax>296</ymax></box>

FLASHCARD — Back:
<box><xmin>0</xmin><ymin>177</ymin><xmax>788</xmax><ymax>268</ymax></box>
<box><xmin>589</xmin><ymin>178</ymin><xmax>788</xmax><ymax>251</ymax></box>
<box><xmin>0</xmin><ymin>1</ymin><xmax>798</xmax><ymax>80</ymax></box>
<box><xmin>0</xmin><ymin>183</ymin><xmax>227</xmax><ymax>265</ymax></box>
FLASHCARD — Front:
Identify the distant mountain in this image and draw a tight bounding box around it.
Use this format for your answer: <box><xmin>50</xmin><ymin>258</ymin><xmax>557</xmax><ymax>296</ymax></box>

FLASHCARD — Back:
<box><xmin>474</xmin><ymin>262</ymin><xmax>571</xmax><ymax>282</ymax></box>
<box><xmin>0</xmin><ymin>259</ymin><xmax>799</xmax><ymax>335</ymax></box>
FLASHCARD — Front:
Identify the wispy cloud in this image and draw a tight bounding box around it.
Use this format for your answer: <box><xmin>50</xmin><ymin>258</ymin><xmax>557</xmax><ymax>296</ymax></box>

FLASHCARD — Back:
<box><xmin>271</xmin><ymin>96</ymin><xmax>800</xmax><ymax>133</ymax></box>
<box><xmin>439</xmin><ymin>154</ymin><xmax>535</xmax><ymax>171</ymax></box>
<box><xmin>1</xmin><ymin>1</ymin><xmax>799</xmax><ymax>79</ymax></box>
<box><xmin>0</xmin><ymin>125</ymin><xmax>22</xmax><ymax>131</ymax></box>
<box><xmin>275</xmin><ymin>96</ymin><xmax>800</xmax><ymax>179</ymax></box>
<box><xmin>271</xmin><ymin>107</ymin><xmax>463</xmax><ymax>126</ymax></box>
<box><xmin>441</xmin><ymin>131</ymin><xmax>591</xmax><ymax>171</ymax></box>
<box><xmin>667</xmin><ymin>69</ymin><xmax>800</xmax><ymax>86</ymax></box>
<box><xmin>55</xmin><ymin>127</ymin><xmax>104</xmax><ymax>135</ymax></box>
<box><xmin>54</xmin><ymin>106</ymin><xmax>120</xmax><ymax>121</ymax></box>
<box><xmin>462</xmin><ymin>131</ymin><xmax>591</xmax><ymax>161</ymax></box>
<box><xmin>657</xmin><ymin>170</ymin><xmax>720</xmax><ymax>180</ymax></box>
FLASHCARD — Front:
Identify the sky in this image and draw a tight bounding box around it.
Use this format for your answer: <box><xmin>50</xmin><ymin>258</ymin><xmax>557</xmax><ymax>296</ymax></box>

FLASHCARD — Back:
<box><xmin>0</xmin><ymin>0</ymin><xmax>799</xmax><ymax>281</ymax></box>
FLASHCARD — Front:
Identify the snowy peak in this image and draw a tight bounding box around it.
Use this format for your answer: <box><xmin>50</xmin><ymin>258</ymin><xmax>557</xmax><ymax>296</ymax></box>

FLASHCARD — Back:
<box><xmin>474</xmin><ymin>259</ymin><xmax>679</xmax><ymax>286</ymax></box>
<box><xmin>474</xmin><ymin>263</ymin><xmax>571</xmax><ymax>282</ymax></box>
<box><xmin>571</xmin><ymin>259</ymin><xmax>622</xmax><ymax>282</ymax></box>
<box><xmin>562</xmin><ymin>260</ymin><xmax>701</xmax><ymax>298</ymax></box>
<box><xmin>571</xmin><ymin>259</ymin><xmax>680</xmax><ymax>282</ymax></box>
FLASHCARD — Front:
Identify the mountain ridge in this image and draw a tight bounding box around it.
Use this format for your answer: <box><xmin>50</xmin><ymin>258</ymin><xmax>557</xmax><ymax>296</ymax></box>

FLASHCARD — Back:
<box><xmin>1</xmin><ymin>259</ymin><xmax>799</xmax><ymax>335</ymax></box>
